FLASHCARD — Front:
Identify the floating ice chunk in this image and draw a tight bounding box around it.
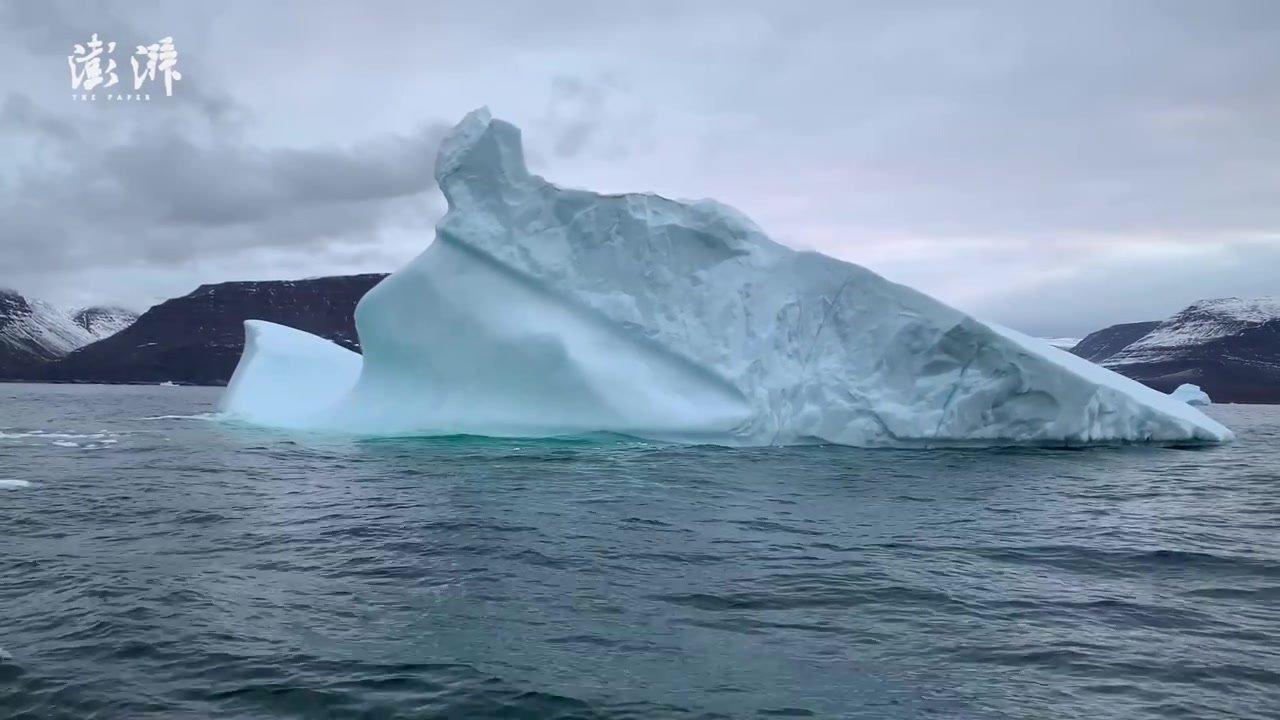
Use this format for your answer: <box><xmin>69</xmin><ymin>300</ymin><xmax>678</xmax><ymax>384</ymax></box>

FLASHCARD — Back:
<box><xmin>0</xmin><ymin>430</ymin><xmax>119</xmax><ymax>441</ymax></box>
<box><xmin>219</xmin><ymin>108</ymin><xmax>1233</xmax><ymax>447</ymax></box>
<box><xmin>1169</xmin><ymin>383</ymin><xmax>1212</xmax><ymax>407</ymax></box>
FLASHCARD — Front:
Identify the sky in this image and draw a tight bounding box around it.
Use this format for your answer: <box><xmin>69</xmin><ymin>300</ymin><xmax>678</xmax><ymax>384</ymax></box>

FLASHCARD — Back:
<box><xmin>1</xmin><ymin>0</ymin><xmax>1277</xmax><ymax>337</ymax></box>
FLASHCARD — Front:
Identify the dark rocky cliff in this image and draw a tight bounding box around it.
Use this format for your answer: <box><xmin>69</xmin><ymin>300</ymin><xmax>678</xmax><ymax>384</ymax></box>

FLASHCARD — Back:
<box><xmin>26</xmin><ymin>274</ymin><xmax>387</xmax><ymax>386</ymax></box>
<box><xmin>1070</xmin><ymin>321</ymin><xmax>1160</xmax><ymax>363</ymax></box>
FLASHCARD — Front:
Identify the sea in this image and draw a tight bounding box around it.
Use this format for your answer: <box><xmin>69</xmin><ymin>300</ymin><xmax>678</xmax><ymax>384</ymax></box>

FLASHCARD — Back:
<box><xmin>1</xmin><ymin>383</ymin><xmax>1277</xmax><ymax>719</ymax></box>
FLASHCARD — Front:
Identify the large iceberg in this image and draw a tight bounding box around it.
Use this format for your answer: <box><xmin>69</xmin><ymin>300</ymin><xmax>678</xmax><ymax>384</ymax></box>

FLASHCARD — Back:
<box><xmin>221</xmin><ymin>108</ymin><xmax>1233</xmax><ymax>447</ymax></box>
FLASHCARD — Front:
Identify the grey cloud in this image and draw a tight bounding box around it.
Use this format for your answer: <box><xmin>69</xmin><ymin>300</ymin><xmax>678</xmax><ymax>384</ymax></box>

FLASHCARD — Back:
<box><xmin>973</xmin><ymin>241</ymin><xmax>1280</xmax><ymax>337</ymax></box>
<box><xmin>0</xmin><ymin>0</ymin><xmax>450</xmax><ymax>290</ymax></box>
<box><xmin>0</xmin><ymin>100</ymin><xmax>447</xmax><ymax>274</ymax></box>
<box><xmin>1</xmin><ymin>95</ymin><xmax>81</xmax><ymax>143</ymax></box>
<box><xmin>659</xmin><ymin>1</ymin><xmax>1280</xmax><ymax>239</ymax></box>
<box><xmin>1</xmin><ymin>0</ymin><xmax>248</xmax><ymax>129</ymax></box>
<box><xmin>95</xmin><ymin>122</ymin><xmax>449</xmax><ymax>226</ymax></box>
<box><xmin>537</xmin><ymin>73</ymin><xmax>639</xmax><ymax>161</ymax></box>
<box><xmin>546</xmin><ymin>75</ymin><xmax>608</xmax><ymax>158</ymax></box>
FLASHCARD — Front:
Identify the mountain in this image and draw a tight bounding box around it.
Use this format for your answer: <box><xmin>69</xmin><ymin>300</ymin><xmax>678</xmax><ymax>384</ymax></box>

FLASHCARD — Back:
<box><xmin>1</xmin><ymin>289</ymin><xmax>125</xmax><ymax>375</ymax></box>
<box><xmin>26</xmin><ymin>274</ymin><xmax>387</xmax><ymax>386</ymax></box>
<box><xmin>1097</xmin><ymin>298</ymin><xmax>1280</xmax><ymax>403</ymax></box>
<box><xmin>74</xmin><ymin>306</ymin><xmax>139</xmax><ymax>339</ymax></box>
<box><xmin>1071</xmin><ymin>321</ymin><xmax>1161</xmax><ymax>363</ymax></box>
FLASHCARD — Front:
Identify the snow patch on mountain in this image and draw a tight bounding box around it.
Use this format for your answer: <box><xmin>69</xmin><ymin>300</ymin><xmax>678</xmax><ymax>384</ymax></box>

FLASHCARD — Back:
<box><xmin>0</xmin><ymin>291</ymin><xmax>137</xmax><ymax>365</ymax></box>
<box><xmin>1040</xmin><ymin>337</ymin><xmax>1081</xmax><ymax>351</ymax></box>
<box><xmin>1</xmin><ymin>298</ymin><xmax>95</xmax><ymax>360</ymax></box>
<box><xmin>1196</xmin><ymin>297</ymin><xmax>1280</xmax><ymax>323</ymax></box>
<box><xmin>73</xmin><ymin>306</ymin><xmax>139</xmax><ymax>340</ymax></box>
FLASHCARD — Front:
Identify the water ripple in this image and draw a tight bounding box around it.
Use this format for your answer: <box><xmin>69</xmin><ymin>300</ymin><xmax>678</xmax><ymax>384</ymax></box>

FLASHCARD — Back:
<box><xmin>1</xmin><ymin>387</ymin><xmax>1278</xmax><ymax>719</ymax></box>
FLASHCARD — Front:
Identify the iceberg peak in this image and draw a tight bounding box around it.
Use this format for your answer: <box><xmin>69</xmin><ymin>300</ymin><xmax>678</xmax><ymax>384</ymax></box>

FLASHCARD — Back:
<box><xmin>434</xmin><ymin>106</ymin><xmax>532</xmax><ymax>208</ymax></box>
<box><xmin>221</xmin><ymin>108</ymin><xmax>1234</xmax><ymax>447</ymax></box>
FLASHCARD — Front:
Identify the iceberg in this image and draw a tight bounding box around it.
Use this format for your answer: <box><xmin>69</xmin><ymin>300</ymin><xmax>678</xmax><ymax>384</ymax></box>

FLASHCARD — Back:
<box><xmin>220</xmin><ymin>108</ymin><xmax>1233</xmax><ymax>447</ymax></box>
<box><xmin>1169</xmin><ymin>383</ymin><xmax>1212</xmax><ymax>407</ymax></box>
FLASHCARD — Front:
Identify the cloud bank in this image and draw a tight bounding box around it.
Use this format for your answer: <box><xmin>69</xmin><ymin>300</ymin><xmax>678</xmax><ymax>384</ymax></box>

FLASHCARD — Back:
<box><xmin>1</xmin><ymin>0</ymin><xmax>1276</xmax><ymax>335</ymax></box>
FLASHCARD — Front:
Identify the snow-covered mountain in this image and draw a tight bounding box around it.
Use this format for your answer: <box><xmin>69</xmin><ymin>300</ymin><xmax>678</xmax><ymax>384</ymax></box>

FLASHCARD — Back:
<box><xmin>2</xmin><ymin>290</ymin><xmax>95</xmax><ymax>361</ymax></box>
<box><xmin>1105</xmin><ymin>298</ymin><xmax>1280</xmax><ymax>366</ymax></box>
<box><xmin>74</xmin><ymin>306</ymin><xmax>139</xmax><ymax>340</ymax></box>
<box><xmin>1088</xmin><ymin>298</ymin><xmax>1280</xmax><ymax>403</ymax></box>
<box><xmin>0</xmin><ymin>290</ymin><xmax>138</xmax><ymax>376</ymax></box>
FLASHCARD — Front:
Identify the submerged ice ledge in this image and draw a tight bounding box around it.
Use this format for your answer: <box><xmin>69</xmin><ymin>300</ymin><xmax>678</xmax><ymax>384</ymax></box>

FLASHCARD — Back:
<box><xmin>219</xmin><ymin>108</ymin><xmax>1234</xmax><ymax>448</ymax></box>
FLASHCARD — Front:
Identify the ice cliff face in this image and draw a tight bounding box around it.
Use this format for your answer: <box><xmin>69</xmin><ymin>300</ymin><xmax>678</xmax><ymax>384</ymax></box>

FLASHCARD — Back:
<box><xmin>225</xmin><ymin>320</ymin><xmax>363</xmax><ymax>426</ymax></box>
<box><xmin>221</xmin><ymin>108</ymin><xmax>1232</xmax><ymax>446</ymax></box>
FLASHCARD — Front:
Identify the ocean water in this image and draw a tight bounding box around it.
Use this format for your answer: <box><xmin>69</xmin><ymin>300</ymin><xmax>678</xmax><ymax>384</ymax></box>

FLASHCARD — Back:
<box><xmin>1</xmin><ymin>384</ymin><xmax>1277</xmax><ymax>720</ymax></box>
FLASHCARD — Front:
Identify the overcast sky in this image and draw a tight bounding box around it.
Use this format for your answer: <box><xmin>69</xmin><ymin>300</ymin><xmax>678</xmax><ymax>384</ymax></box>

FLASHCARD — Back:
<box><xmin>1</xmin><ymin>0</ymin><xmax>1277</xmax><ymax>336</ymax></box>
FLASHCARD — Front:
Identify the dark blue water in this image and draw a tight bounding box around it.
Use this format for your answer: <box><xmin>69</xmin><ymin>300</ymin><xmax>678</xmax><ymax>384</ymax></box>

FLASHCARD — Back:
<box><xmin>1</xmin><ymin>384</ymin><xmax>1277</xmax><ymax>719</ymax></box>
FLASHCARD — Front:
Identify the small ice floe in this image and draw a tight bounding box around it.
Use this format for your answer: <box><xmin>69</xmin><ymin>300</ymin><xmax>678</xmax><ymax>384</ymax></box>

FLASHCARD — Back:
<box><xmin>0</xmin><ymin>429</ymin><xmax>124</xmax><ymax>449</ymax></box>
<box><xmin>1170</xmin><ymin>383</ymin><xmax>1212</xmax><ymax>406</ymax></box>
<box><xmin>140</xmin><ymin>413</ymin><xmax>220</xmax><ymax>421</ymax></box>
